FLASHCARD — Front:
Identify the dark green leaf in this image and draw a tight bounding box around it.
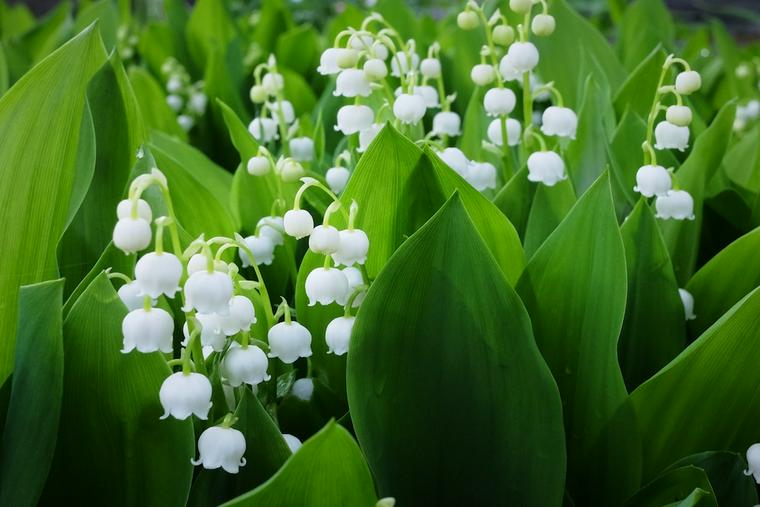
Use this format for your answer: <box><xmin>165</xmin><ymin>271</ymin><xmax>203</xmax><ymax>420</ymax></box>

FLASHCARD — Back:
<box><xmin>624</xmin><ymin>466</ymin><xmax>716</xmax><ymax>507</ymax></box>
<box><xmin>667</xmin><ymin>451</ymin><xmax>758</xmax><ymax>507</ymax></box>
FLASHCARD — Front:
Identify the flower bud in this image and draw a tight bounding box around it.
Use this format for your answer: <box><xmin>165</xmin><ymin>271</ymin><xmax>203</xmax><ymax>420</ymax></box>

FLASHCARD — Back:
<box><xmin>276</xmin><ymin>158</ymin><xmax>305</xmax><ymax>182</ymax></box>
<box><xmin>634</xmin><ymin>165</ymin><xmax>672</xmax><ymax>198</ymax></box>
<box><xmin>745</xmin><ymin>444</ymin><xmax>760</xmax><ymax>484</ymax></box>
<box><xmin>343</xmin><ymin>266</ymin><xmax>365</xmax><ymax>307</ymax></box>
<box><xmin>487</xmin><ymin>118</ymin><xmax>521</xmax><ymax>147</ymax></box>
<box><xmin>325</xmin><ymin>316</ymin><xmax>355</xmax><ymax>355</ymax></box>
<box><xmin>420</xmin><ymin>58</ymin><xmax>441</xmax><ymax>78</ymax></box>
<box><xmin>247</xmin><ymin>155</ymin><xmax>271</xmax><ymax>176</ymax></box>
<box><xmin>437</xmin><ymin>147</ymin><xmax>470</xmax><ymax>178</ymax></box>
<box><xmin>289</xmin><ymin>137</ymin><xmax>315</xmax><ymax>162</ymax></box>
<box><xmin>309</xmin><ymin>225</ymin><xmax>341</xmax><ymax>254</ymax></box>
<box><xmin>135</xmin><ymin>252</ymin><xmax>183</xmax><ymax>298</ymax></box>
<box><xmin>292</xmin><ymin>378</ymin><xmax>314</xmax><ymax>400</ymax></box>
<box><xmin>332</xmin><ymin>229</ymin><xmax>370</xmax><ymax>266</ymax></box>
<box><xmin>326</xmin><ymin>167</ymin><xmax>351</xmax><ymax>194</ymax></box>
<box><xmin>506</xmin><ymin>42</ymin><xmax>539</xmax><ymax>72</ymax></box>
<box><xmin>675</xmin><ymin>71</ymin><xmax>701</xmax><ymax>95</ymax></box>
<box><xmin>358</xmin><ymin>123</ymin><xmax>383</xmax><ymax>152</ymax></box>
<box><xmin>390</xmin><ymin>52</ymin><xmax>419</xmax><ymax>78</ymax></box>
<box><xmin>122</xmin><ymin>307</ymin><xmax>174</xmax><ymax>353</ymax></box>
<box><xmin>457</xmin><ymin>11</ymin><xmax>480</xmax><ymax>30</ymax></box>
<box><xmin>484</xmin><ymin>87</ymin><xmax>517</xmax><ymax>116</ymax></box>
<box><xmin>240</xmin><ymin>235</ymin><xmax>275</xmax><ymax>266</ymax></box>
<box><xmin>188</xmin><ymin>92</ymin><xmax>208</xmax><ymax>115</ymax></box>
<box><xmin>527</xmin><ymin>151</ymin><xmax>567</xmax><ymax>186</ymax></box>
<box><xmin>177</xmin><ymin>115</ymin><xmax>195</xmax><ymax>132</ymax></box>
<box><xmin>317</xmin><ymin>48</ymin><xmax>342</xmax><ymax>75</ymax></box>
<box><xmin>654</xmin><ymin>121</ymin><xmax>689</xmax><ymax>151</ymax></box>
<box><xmin>336</xmin><ymin>104</ymin><xmax>374</xmax><ymax>135</ymax></box>
<box><xmin>192</xmin><ymin>425</ymin><xmax>247</xmax><ymax>473</ymax></box>
<box><xmin>262</xmin><ymin>72</ymin><xmax>284</xmax><ymax>95</ymax></box>
<box><xmin>113</xmin><ymin>217</ymin><xmax>152</xmax><ymax>255</ymax></box>
<box><xmin>492</xmin><ymin>25</ymin><xmax>515</xmax><ymax>46</ymax></box>
<box><xmin>466</xmin><ymin>161</ymin><xmax>498</xmax><ymax>191</ymax></box>
<box><xmin>222</xmin><ymin>342</ymin><xmax>269</xmax><ymax>387</ymax></box>
<box><xmin>432</xmin><ymin>111</ymin><xmax>462</xmax><ymax>137</ymax></box>
<box><xmin>334</xmin><ymin>68</ymin><xmax>372</xmax><ymax>98</ymax></box>
<box><xmin>393</xmin><ymin>93</ymin><xmax>427</xmax><ymax>124</ymax></box>
<box><xmin>509</xmin><ymin>0</ymin><xmax>533</xmax><ymax>14</ymax></box>
<box><xmin>249</xmin><ymin>85</ymin><xmax>267</xmax><ymax>104</ymax></box>
<box><xmin>166</xmin><ymin>76</ymin><xmax>183</xmax><ymax>93</ymax></box>
<box><xmin>471</xmin><ymin>64</ymin><xmax>496</xmax><ymax>86</ymax></box>
<box><xmin>257</xmin><ymin>216</ymin><xmax>285</xmax><ymax>246</ymax></box>
<box><xmin>655</xmin><ymin>190</ymin><xmax>695</xmax><ymax>220</ymax></box>
<box><xmin>283</xmin><ymin>434</ymin><xmax>302</xmax><ymax>452</ymax></box>
<box><xmin>166</xmin><ymin>94</ymin><xmax>183</xmax><ymax>112</ymax></box>
<box><xmin>678</xmin><ymin>288</ymin><xmax>696</xmax><ymax>321</ymax></box>
<box><xmin>665</xmin><ymin>105</ymin><xmax>692</xmax><ymax>127</ymax></box>
<box><xmin>540</xmin><ymin>106</ymin><xmax>578</xmax><ymax>139</ymax></box>
<box><xmin>183</xmin><ymin>270</ymin><xmax>234</xmax><ymax>314</ymax></box>
<box><xmin>363</xmin><ymin>58</ymin><xmax>388</xmax><ymax>81</ymax></box>
<box><xmin>305</xmin><ymin>267</ymin><xmax>349</xmax><ymax>306</ymax></box>
<box><xmin>248</xmin><ymin>117</ymin><xmax>278</xmax><ymax>143</ymax></box>
<box><xmin>284</xmin><ymin>209</ymin><xmax>314</xmax><ymax>239</ymax></box>
<box><xmin>532</xmin><ymin>14</ymin><xmax>556</xmax><ymax>36</ymax></box>
<box><xmin>117</xmin><ymin>199</ymin><xmax>152</xmax><ymax>222</ymax></box>
<box><xmin>118</xmin><ymin>281</ymin><xmax>149</xmax><ymax>311</ymax></box>
<box><xmin>336</xmin><ymin>48</ymin><xmax>360</xmax><ymax>68</ymax></box>
<box><xmin>268</xmin><ymin>321</ymin><xmax>312</xmax><ymax>363</ymax></box>
<box><xmin>159</xmin><ymin>372</ymin><xmax>212</xmax><ymax>420</ymax></box>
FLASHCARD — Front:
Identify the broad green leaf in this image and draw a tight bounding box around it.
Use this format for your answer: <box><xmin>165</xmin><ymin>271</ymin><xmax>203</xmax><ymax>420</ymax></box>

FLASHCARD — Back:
<box><xmin>0</xmin><ymin>2</ymin><xmax>35</xmax><ymax>41</ymax></box>
<box><xmin>0</xmin><ymin>280</ymin><xmax>64</xmax><ymax>507</ymax></box>
<box><xmin>566</xmin><ymin>77</ymin><xmax>608</xmax><ymax>193</ymax></box>
<box><xmin>0</xmin><ymin>43</ymin><xmax>8</xmax><ymax>94</ymax></box>
<box><xmin>221</xmin><ymin>421</ymin><xmax>377</xmax><ymax>507</ymax></box>
<box><xmin>185</xmin><ymin>0</ymin><xmax>236</xmax><ymax>72</ymax></box>
<box><xmin>251</xmin><ymin>0</ymin><xmax>293</xmax><ymax>55</ymax></box>
<box><xmin>722</xmin><ymin>124</ymin><xmax>760</xmax><ymax>193</ymax></box>
<box><xmin>128</xmin><ymin>66</ymin><xmax>187</xmax><ymax>140</ymax></box>
<box><xmin>630</xmin><ymin>285</ymin><xmax>760</xmax><ymax>479</ymax></box>
<box><xmin>660</xmin><ymin>103</ymin><xmax>736</xmax><ymax>285</ymax></box>
<box><xmin>281</xmin><ymin>67</ymin><xmax>317</xmax><ymax>117</ymax></box>
<box><xmin>0</xmin><ymin>25</ymin><xmax>106</xmax><ymax>383</ymax></box>
<box><xmin>523</xmin><ymin>178</ymin><xmax>576</xmax><ymax>258</ymax></box>
<box><xmin>493</xmin><ymin>165</ymin><xmax>536</xmax><ymax>239</ymax></box>
<box><xmin>667</xmin><ymin>452</ymin><xmax>758</xmax><ymax>506</ymax></box>
<box><xmin>73</xmin><ymin>0</ymin><xmax>119</xmax><ymax>50</ymax></box>
<box><xmin>188</xmin><ymin>389</ymin><xmax>291</xmax><ymax>506</ymax></box>
<box><xmin>41</xmin><ymin>272</ymin><xmax>194</xmax><ymax>505</ymax></box>
<box><xmin>516</xmin><ymin>172</ymin><xmax>631</xmax><ymax>504</ymax></box>
<box><xmin>624</xmin><ymin>466</ymin><xmax>716</xmax><ymax>507</ymax></box>
<box><xmin>458</xmin><ymin>83</ymin><xmax>488</xmax><ymax>160</ymax></box>
<box><xmin>373</xmin><ymin>0</ymin><xmax>417</xmax><ymax>40</ymax></box>
<box><xmin>275</xmin><ymin>25</ymin><xmax>319</xmax><ymax>78</ymax></box>
<box><xmin>347</xmin><ymin>194</ymin><xmax>566</xmax><ymax>505</ymax></box>
<box><xmin>618</xmin><ymin>199</ymin><xmax>685</xmax><ymax>389</ymax></box>
<box><xmin>613</xmin><ymin>47</ymin><xmax>666</xmax><ymax>121</ymax></box>
<box><xmin>617</xmin><ymin>0</ymin><xmax>674</xmax><ymax>70</ymax></box>
<box><xmin>686</xmin><ymin>226</ymin><xmax>760</xmax><ymax>336</ymax></box>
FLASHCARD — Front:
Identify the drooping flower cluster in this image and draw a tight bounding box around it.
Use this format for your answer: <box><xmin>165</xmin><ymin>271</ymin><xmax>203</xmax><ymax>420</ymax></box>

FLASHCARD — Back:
<box><xmin>161</xmin><ymin>58</ymin><xmax>208</xmax><ymax>132</ymax></box>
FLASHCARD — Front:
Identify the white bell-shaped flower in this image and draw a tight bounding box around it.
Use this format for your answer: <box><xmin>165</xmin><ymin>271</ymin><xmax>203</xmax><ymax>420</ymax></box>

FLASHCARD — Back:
<box><xmin>499</xmin><ymin>54</ymin><xmax>521</xmax><ymax>81</ymax></box>
<box><xmin>325</xmin><ymin>316</ymin><xmax>355</xmax><ymax>356</ymax></box>
<box><xmin>309</xmin><ymin>225</ymin><xmax>341</xmax><ymax>254</ymax></box>
<box><xmin>317</xmin><ymin>47</ymin><xmax>342</xmax><ymax>75</ymax></box>
<box><xmin>221</xmin><ymin>342</ymin><xmax>270</xmax><ymax>387</ymax></box>
<box><xmin>187</xmin><ymin>254</ymin><xmax>228</xmax><ymax>275</ymax></box>
<box><xmin>334</xmin><ymin>69</ymin><xmax>372</xmax><ymax>98</ymax></box>
<box><xmin>240</xmin><ymin>234</ymin><xmax>275</xmax><ymax>266</ymax></box>
<box><xmin>268</xmin><ymin>321</ymin><xmax>312</xmax><ymax>363</ymax></box>
<box><xmin>134</xmin><ymin>252</ymin><xmax>183</xmax><ymax>298</ymax></box>
<box><xmin>363</xmin><ymin>58</ymin><xmax>388</xmax><ymax>81</ymax></box>
<box><xmin>121</xmin><ymin>307</ymin><xmax>173</xmax><ymax>353</ymax></box>
<box><xmin>219</xmin><ymin>295</ymin><xmax>256</xmax><ymax>335</ymax></box>
<box><xmin>257</xmin><ymin>216</ymin><xmax>285</xmax><ymax>246</ymax></box>
<box><xmin>166</xmin><ymin>94</ymin><xmax>183</xmax><ymax>112</ymax></box>
<box><xmin>117</xmin><ymin>198</ymin><xmax>152</xmax><ymax>222</ymax></box>
<box><xmin>326</xmin><ymin>167</ymin><xmax>351</xmax><ymax>193</ymax></box>
<box><xmin>371</xmin><ymin>41</ymin><xmax>389</xmax><ymax>60</ymax></box>
<box><xmin>420</xmin><ymin>57</ymin><xmax>441</xmax><ymax>78</ymax></box>
<box><xmin>393</xmin><ymin>93</ymin><xmax>427</xmax><ymax>124</ymax></box>
<box><xmin>275</xmin><ymin>158</ymin><xmax>305</xmax><ymax>182</ymax></box>
<box><xmin>506</xmin><ymin>42</ymin><xmax>539</xmax><ymax>72</ymax></box>
<box><xmin>343</xmin><ymin>267</ymin><xmax>366</xmax><ymax>307</ymax></box>
<box><xmin>471</xmin><ymin>64</ymin><xmax>496</xmax><ymax>86</ymax></box>
<box><xmin>268</xmin><ymin>100</ymin><xmax>295</xmax><ymax>124</ymax></box>
<box><xmin>192</xmin><ymin>425</ymin><xmax>247</xmax><ymax>473</ymax></box>
<box><xmin>335</xmin><ymin>47</ymin><xmax>360</xmax><ymax>68</ymax></box>
<box><xmin>113</xmin><ymin>217</ymin><xmax>152</xmax><ymax>254</ymax></box>
<box><xmin>248</xmin><ymin>117</ymin><xmax>278</xmax><ymax>142</ymax></box>
<box><xmin>118</xmin><ymin>281</ymin><xmax>151</xmax><ymax>311</ymax></box>
<box><xmin>541</xmin><ymin>106</ymin><xmax>578</xmax><ymax>139</ymax></box>
<box><xmin>335</xmin><ymin>105</ymin><xmax>374</xmax><ymax>135</ymax></box>
<box><xmin>390</xmin><ymin>51</ymin><xmax>419</xmax><ymax>77</ymax></box>
<box><xmin>159</xmin><ymin>372</ymin><xmax>212</xmax><ymax>420</ymax></box>
<box><xmin>666</xmin><ymin>105</ymin><xmax>692</xmax><ymax>127</ymax></box>
<box><xmin>414</xmin><ymin>85</ymin><xmax>439</xmax><ymax>108</ymax></box>
<box><xmin>292</xmin><ymin>378</ymin><xmax>314</xmax><ymax>400</ymax></box>
<box><xmin>678</xmin><ymin>288</ymin><xmax>696</xmax><ymax>320</ymax></box>
<box><xmin>487</xmin><ymin>118</ymin><xmax>521</xmax><ymax>146</ymax></box>
<box><xmin>290</xmin><ymin>137</ymin><xmax>314</xmax><ymax>162</ymax></box>
<box><xmin>466</xmin><ymin>162</ymin><xmax>498</xmax><ymax>191</ymax></box>
<box><xmin>527</xmin><ymin>151</ymin><xmax>567</xmax><ymax>187</ymax></box>
<box><xmin>183</xmin><ymin>270</ymin><xmax>234</xmax><ymax>314</ymax></box>
<box><xmin>177</xmin><ymin>115</ymin><xmax>195</xmax><ymax>132</ymax></box>
<box><xmin>358</xmin><ymin>123</ymin><xmax>383</xmax><ymax>152</ymax></box>
<box><xmin>284</xmin><ymin>209</ymin><xmax>314</xmax><ymax>239</ymax></box>
<box><xmin>262</xmin><ymin>72</ymin><xmax>284</xmax><ymax>95</ymax></box>
<box><xmin>744</xmin><ymin>443</ymin><xmax>760</xmax><ymax>484</ymax></box>
<box><xmin>675</xmin><ymin>71</ymin><xmax>701</xmax><ymax>95</ymax></box>
<box><xmin>166</xmin><ymin>76</ymin><xmax>183</xmax><ymax>93</ymax></box>
<box><xmin>188</xmin><ymin>92</ymin><xmax>208</xmax><ymax>115</ymax></box>
<box><xmin>655</xmin><ymin>190</ymin><xmax>695</xmax><ymax>220</ymax></box>
<box><xmin>634</xmin><ymin>165</ymin><xmax>672</xmax><ymax>197</ymax></box>
<box><xmin>332</xmin><ymin>229</ymin><xmax>370</xmax><ymax>266</ymax></box>
<box><xmin>247</xmin><ymin>155</ymin><xmax>271</xmax><ymax>176</ymax></box>
<box><xmin>437</xmin><ymin>147</ymin><xmax>470</xmax><ymax>178</ymax></box>
<box><xmin>654</xmin><ymin>121</ymin><xmax>689</xmax><ymax>151</ymax></box>
<box><xmin>432</xmin><ymin>111</ymin><xmax>461</xmax><ymax>137</ymax></box>
<box><xmin>184</xmin><ymin>313</ymin><xmax>226</xmax><ymax>351</ymax></box>
<box><xmin>283</xmin><ymin>434</ymin><xmax>302</xmax><ymax>453</ymax></box>
<box><xmin>484</xmin><ymin>88</ymin><xmax>516</xmax><ymax>116</ymax></box>
<box><xmin>531</xmin><ymin>14</ymin><xmax>556</xmax><ymax>36</ymax></box>
<box><xmin>305</xmin><ymin>267</ymin><xmax>349</xmax><ymax>306</ymax></box>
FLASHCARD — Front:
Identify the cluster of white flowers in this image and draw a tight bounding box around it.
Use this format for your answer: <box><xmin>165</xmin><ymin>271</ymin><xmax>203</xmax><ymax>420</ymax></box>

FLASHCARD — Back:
<box><xmin>735</xmin><ymin>99</ymin><xmax>760</xmax><ymax>132</ymax></box>
<box><xmin>633</xmin><ymin>54</ymin><xmax>701</xmax><ymax>221</ymax></box>
<box><xmin>116</xmin><ymin>24</ymin><xmax>139</xmax><ymax>63</ymax></box>
<box><xmin>161</xmin><ymin>58</ymin><xmax>208</xmax><ymax>132</ymax></box>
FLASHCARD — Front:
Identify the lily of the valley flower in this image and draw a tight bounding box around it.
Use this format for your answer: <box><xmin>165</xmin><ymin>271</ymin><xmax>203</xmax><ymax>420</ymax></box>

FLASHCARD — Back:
<box><xmin>531</xmin><ymin>14</ymin><xmax>556</xmax><ymax>36</ymax></box>
<box><xmin>118</xmin><ymin>281</ymin><xmax>150</xmax><ymax>311</ymax></box>
<box><xmin>363</xmin><ymin>58</ymin><xmax>388</xmax><ymax>81</ymax></box>
<box><xmin>467</xmin><ymin>161</ymin><xmax>498</xmax><ymax>191</ymax></box>
<box><xmin>744</xmin><ymin>443</ymin><xmax>760</xmax><ymax>484</ymax></box>
<box><xmin>487</xmin><ymin>118</ymin><xmax>521</xmax><ymax>147</ymax></box>
<box><xmin>393</xmin><ymin>93</ymin><xmax>426</xmax><ymax>125</ymax></box>
<box><xmin>241</xmin><ymin>234</ymin><xmax>275</xmax><ymax>266</ymax></box>
<box><xmin>665</xmin><ymin>105</ymin><xmax>692</xmax><ymax>127</ymax></box>
<box><xmin>284</xmin><ymin>209</ymin><xmax>314</xmax><ymax>238</ymax></box>
<box><xmin>420</xmin><ymin>57</ymin><xmax>441</xmax><ymax>78</ymax></box>
<box><xmin>268</xmin><ymin>321</ymin><xmax>312</xmax><ymax>363</ymax></box>
<box><xmin>289</xmin><ymin>137</ymin><xmax>315</xmax><ymax>162</ymax></box>
<box><xmin>317</xmin><ymin>48</ymin><xmax>342</xmax><ymax>75</ymax></box>
<box><xmin>484</xmin><ymin>88</ymin><xmax>517</xmax><ymax>117</ymax></box>
<box><xmin>187</xmin><ymin>254</ymin><xmax>228</xmax><ymax>275</ymax></box>
<box><xmin>325</xmin><ymin>316</ymin><xmax>356</xmax><ymax>355</ymax></box>
<box><xmin>248</xmin><ymin>117</ymin><xmax>278</xmax><ymax>142</ymax></box>
<box><xmin>117</xmin><ymin>198</ymin><xmax>152</xmax><ymax>222</ymax></box>
<box><xmin>343</xmin><ymin>267</ymin><xmax>366</xmax><ymax>308</ymax></box>
<box><xmin>432</xmin><ymin>111</ymin><xmax>461</xmax><ymax>137</ymax></box>
<box><xmin>332</xmin><ymin>229</ymin><xmax>370</xmax><ymax>266</ymax></box>
<box><xmin>655</xmin><ymin>190</ymin><xmax>695</xmax><ymax>220</ymax></box>
<box><xmin>309</xmin><ymin>225</ymin><xmax>341</xmax><ymax>254</ymax></box>
<box><xmin>122</xmin><ymin>307</ymin><xmax>174</xmax><ymax>354</ymax></box>
<box><xmin>183</xmin><ymin>270</ymin><xmax>234</xmax><ymax>314</ymax></box>
<box><xmin>471</xmin><ymin>64</ymin><xmax>496</xmax><ymax>86</ymax></box>
<box><xmin>134</xmin><ymin>252</ymin><xmax>183</xmax><ymax>298</ymax></box>
<box><xmin>159</xmin><ymin>372</ymin><xmax>212</xmax><ymax>420</ymax></box>
<box><xmin>674</xmin><ymin>71</ymin><xmax>702</xmax><ymax>95</ymax></box>
<box><xmin>358</xmin><ymin>123</ymin><xmax>383</xmax><ymax>152</ymax></box>
<box><xmin>291</xmin><ymin>378</ymin><xmax>314</xmax><ymax>400</ymax></box>
<box><xmin>305</xmin><ymin>267</ymin><xmax>349</xmax><ymax>306</ymax></box>
<box><xmin>326</xmin><ymin>167</ymin><xmax>351</xmax><ymax>193</ymax></box>
<box><xmin>192</xmin><ymin>425</ymin><xmax>247</xmax><ymax>473</ymax></box>
<box><xmin>283</xmin><ymin>434</ymin><xmax>303</xmax><ymax>452</ymax></box>
<box><xmin>390</xmin><ymin>51</ymin><xmax>419</xmax><ymax>77</ymax></box>
<box><xmin>275</xmin><ymin>158</ymin><xmax>305</xmax><ymax>182</ymax></box>
<box><xmin>437</xmin><ymin>147</ymin><xmax>470</xmax><ymax>177</ymax></box>
<box><xmin>268</xmin><ymin>100</ymin><xmax>295</xmax><ymax>123</ymax></box>
<box><xmin>678</xmin><ymin>288</ymin><xmax>696</xmax><ymax>321</ymax></box>
<box><xmin>261</xmin><ymin>72</ymin><xmax>284</xmax><ymax>95</ymax></box>
<box><xmin>506</xmin><ymin>42</ymin><xmax>539</xmax><ymax>73</ymax></box>
<box><xmin>654</xmin><ymin>121</ymin><xmax>689</xmax><ymax>151</ymax></box>
<box><xmin>247</xmin><ymin>155</ymin><xmax>271</xmax><ymax>176</ymax></box>
<box><xmin>527</xmin><ymin>151</ymin><xmax>567</xmax><ymax>187</ymax></box>
<box><xmin>257</xmin><ymin>216</ymin><xmax>285</xmax><ymax>246</ymax></box>
<box><xmin>541</xmin><ymin>106</ymin><xmax>578</xmax><ymax>139</ymax></box>
<box><xmin>184</xmin><ymin>313</ymin><xmax>226</xmax><ymax>351</ymax></box>
<box><xmin>336</xmin><ymin>105</ymin><xmax>374</xmax><ymax>135</ymax></box>
<box><xmin>220</xmin><ymin>295</ymin><xmax>257</xmax><ymax>335</ymax></box>
<box><xmin>334</xmin><ymin>68</ymin><xmax>372</xmax><ymax>98</ymax></box>
<box><xmin>221</xmin><ymin>342</ymin><xmax>270</xmax><ymax>387</ymax></box>
<box><xmin>634</xmin><ymin>165</ymin><xmax>672</xmax><ymax>197</ymax></box>
<box><xmin>113</xmin><ymin>217</ymin><xmax>152</xmax><ymax>254</ymax></box>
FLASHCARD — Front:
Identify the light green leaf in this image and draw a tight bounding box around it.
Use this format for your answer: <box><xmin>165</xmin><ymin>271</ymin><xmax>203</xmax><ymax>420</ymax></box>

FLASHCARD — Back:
<box><xmin>566</xmin><ymin>77</ymin><xmax>608</xmax><ymax>194</ymax></box>
<box><xmin>721</xmin><ymin>124</ymin><xmax>760</xmax><ymax>193</ymax></box>
<box><xmin>221</xmin><ymin>420</ymin><xmax>377</xmax><ymax>507</ymax></box>
<box><xmin>493</xmin><ymin>165</ymin><xmax>536</xmax><ymax>240</ymax></box>
<box><xmin>0</xmin><ymin>280</ymin><xmax>64</xmax><ymax>507</ymax></box>
<box><xmin>0</xmin><ymin>25</ymin><xmax>106</xmax><ymax>383</ymax></box>
<box><xmin>73</xmin><ymin>0</ymin><xmax>119</xmax><ymax>50</ymax></box>
<box><xmin>624</xmin><ymin>466</ymin><xmax>716</xmax><ymax>507</ymax></box>
<box><xmin>523</xmin><ymin>178</ymin><xmax>576</xmax><ymax>259</ymax></box>
<box><xmin>185</xmin><ymin>0</ymin><xmax>236</xmax><ymax>72</ymax></box>
<box><xmin>128</xmin><ymin>66</ymin><xmax>187</xmax><ymax>140</ymax></box>
<box><xmin>613</xmin><ymin>46</ymin><xmax>666</xmax><ymax>124</ymax></box>
<box><xmin>617</xmin><ymin>0</ymin><xmax>674</xmax><ymax>70</ymax></box>
<box><xmin>347</xmin><ymin>194</ymin><xmax>566</xmax><ymax>505</ymax></box>
<box><xmin>275</xmin><ymin>25</ymin><xmax>319</xmax><ymax>78</ymax></box>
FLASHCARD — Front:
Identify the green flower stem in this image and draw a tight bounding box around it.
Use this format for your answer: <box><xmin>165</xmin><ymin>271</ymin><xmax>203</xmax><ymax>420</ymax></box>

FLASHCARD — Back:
<box><xmin>106</xmin><ymin>271</ymin><xmax>132</xmax><ymax>284</ymax></box>
<box><xmin>344</xmin><ymin>285</ymin><xmax>368</xmax><ymax>317</ymax></box>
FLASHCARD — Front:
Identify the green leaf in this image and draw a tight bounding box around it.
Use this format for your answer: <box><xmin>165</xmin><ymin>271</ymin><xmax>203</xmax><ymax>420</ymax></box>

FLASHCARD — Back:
<box><xmin>630</xmin><ymin>285</ymin><xmax>760</xmax><ymax>479</ymax></box>
<box><xmin>128</xmin><ymin>66</ymin><xmax>187</xmax><ymax>140</ymax></box>
<box><xmin>613</xmin><ymin>47</ymin><xmax>666</xmax><ymax>124</ymax></box>
<box><xmin>41</xmin><ymin>272</ymin><xmax>195</xmax><ymax>505</ymax></box>
<box><xmin>624</xmin><ymin>466</ymin><xmax>716</xmax><ymax>507</ymax></box>
<box><xmin>566</xmin><ymin>77</ymin><xmax>609</xmax><ymax>194</ymax></box>
<box><xmin>185</xmin><ymin>0</ymin><xmax>236</xmax><ymax>72</ymax></box>
<box><xmin>659</xmin><ymin>103</ymin><xmax>736</xmax><ymax>284</ymax></box>
<box><xmin>516</xmin><ymin>172</ymin><xmax>632</xmax><ymax>504</ymax></box>
<box><xmin>493</xmin><ymin>165</ymin><xmax>536</xmax><ymax>240</ymax></box>
<box><xmin>721</xmin><ymin>124</ymin><xmax>760</xmax><ymax>193</ymax></box>
<box><xmin>617</xmin><ymin>0</ymin><xmax>674</xmax><ymax>71</ymax></box>
<box><xmin>618</xmin><ymin>199</ymin><xmax>685</xmax><ymax>389</ymax></box>
<box><xmin>73</xmin><ymin>0</ymin><xmax>119</xmax><ymax>50</ymax></box>
<box><xmin>667</xmin><ymin>452</ymin><xmax>758</xmax><ymax>506</ymax></box>
<box><xmin>221</xmin><ymin>421</ymin><xmax>377</xmax><ymax>507</ymax></box>
<box><xmin>523</xmin><ymin>178</ymin><xmax>576</xmax><ymax>258</ymax></box>
<box><xmin>686</xmin><ymin>226</ymin><xmax>760</xmax><ymax>336</ymax></box>
<box><xmin>0</xmin><ymin>25</ymin><xmax>106</xmax><ymax>383</ymax></box>
<box><xmin>0</xmin><ymin>280</ymin><xmax>64</xmax><ymax>507</ymax></box>
<box><xmin>347</xmin><ymin>194</ymin><xmax>566</xmax><ymax>505</ymax></box>
<box><xmin>0</xmin><ymin>43</ymin><xmax>8</xmax><ymax>95</ymax></box>
<box><xmin>275</xmin><ymin>25</ymin><xmax>319</xmax><ymax>78</ymax></box>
